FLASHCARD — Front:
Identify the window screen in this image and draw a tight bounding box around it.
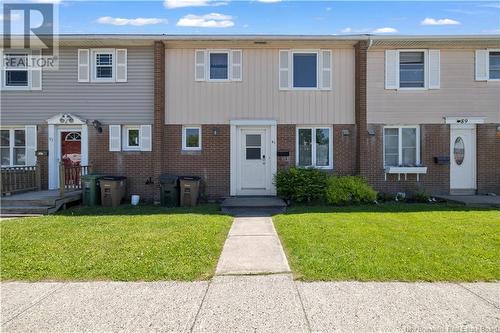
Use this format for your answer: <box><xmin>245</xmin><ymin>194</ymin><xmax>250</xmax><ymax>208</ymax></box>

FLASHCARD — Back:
<box><xmin>400</xmin><ymin>52</ymin><xmax>425</xmax><ymax>88</ymax></box>
<box><xmin>210</xmin><ymin>53</ymin><xmax>228</xmax><ymax>80</ymax></box>
<box><xmin>293</xmin><ymin>53</ymin><xmax>317</xmax><ymax>88</ymax></box>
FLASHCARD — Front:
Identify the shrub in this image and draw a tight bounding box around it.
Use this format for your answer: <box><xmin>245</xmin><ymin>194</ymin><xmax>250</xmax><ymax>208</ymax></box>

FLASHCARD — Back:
<box><xmin>275</xmin><ymin>167</ymin><xmax>328</xmax><ymax>203</ymax></box>
<box><xmin>325</xmin><ymin>176</ymin><xmax>377</xmax><ymax>205</ymax></box>
<box><xmin>412</xmin><ymin>189</ymin><xmax>431</xmax><ymax>203</ymax></box>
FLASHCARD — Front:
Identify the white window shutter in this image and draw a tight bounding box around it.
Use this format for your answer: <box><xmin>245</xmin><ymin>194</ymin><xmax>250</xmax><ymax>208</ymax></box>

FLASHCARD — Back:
<box><xmin>25</xmin><ymin>125</ymin><xmax>37</xmax><ymax>166</ymax></box>
<box><xmin>475</xmin><ymin>49</ymin><xmax>488</xmax><ymax>81</ymax></box>
<box><xmin>78</xmin><ymin>49</ymin><xmax>90</xmax><ymax>82</ymax></box>
<box><xmin>385</xmin><ymin>50</ymin><xmax>399</xmax><ymax>89</ymax></box>
<box><xmin>116</xmin><ymin>49</ymin><xmax>127</xmax><ymax>82</ymax></box>
<box><xmin>231</xmin><ymin>49</ymin><xmax>242</xmax><ymax>81</ymax></box>
<box><xmin>30</xmin><ymin>50</ymin><xmax>42</xmax><ymax>90</ymax></box>
<box><xmin>140</xmin><ymin>125</ymin><xmax>152</xmax><ymax>151</ymax></box>
<box><xmin>428</xmin><ymin>49</ymin><xmax>440</xmax><ymax>89</ymax></box>
<box><xmin>195</xmin><ymin>50</ymin><xmax>206</xmax><ymax>81</ymax></box>
<box><xmin>109</xmin><ymin>125</ymin><xmax>121</xmax><ymax>151</ymax></box>
<box><xmin>319</xmin><ymin>49</ymin><xmax>332</xmax><ymax>90</ymax></box>
<box><xmin>279</xmin><ymin>50</ymin><xmax>290</xmax><ymax>90</ymax></box>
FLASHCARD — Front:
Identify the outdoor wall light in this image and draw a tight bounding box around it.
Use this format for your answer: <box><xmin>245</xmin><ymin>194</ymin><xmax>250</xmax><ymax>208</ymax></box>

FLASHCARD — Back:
<box><xmin>92</xmin><ymin>120</ymin><xmax>103</xmax><ymax>134</ymax></box>
<box><xmin>367</xmin><ymin>128</ymin><xmax>376</xmax><ymax>136</ymax></box>
<box><xmin>212</xmin><ymin>127</ymin><xmax>220</xmax><ymax>136</ymax></box>
<box><xmin>342</xmin><ymin>129</ymin><xmax>350</xmax><ymax>136</ymax></box>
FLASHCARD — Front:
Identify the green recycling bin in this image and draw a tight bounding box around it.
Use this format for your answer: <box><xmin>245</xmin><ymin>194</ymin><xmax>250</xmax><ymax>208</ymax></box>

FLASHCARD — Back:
<box><xmin>81</xmin><ymin>174</ymin><xmax>104</xmax><ymax>206</ymax></box>
<box><xmin>159</xmin><ymin>174</ymin><xmax>179</xmax><ymax>207</ymax></box>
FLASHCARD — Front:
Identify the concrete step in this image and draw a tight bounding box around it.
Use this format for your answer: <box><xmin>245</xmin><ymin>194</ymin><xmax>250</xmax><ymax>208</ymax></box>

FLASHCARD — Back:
<box><xmin>1</xmin><ymin>205</ymin><xmax>52</xmax><ymax>215</ymax></box>
<box><xmin>220</xmin><ymin>196</ymin><xmax>287</xmax><ymax>215</ymax></box>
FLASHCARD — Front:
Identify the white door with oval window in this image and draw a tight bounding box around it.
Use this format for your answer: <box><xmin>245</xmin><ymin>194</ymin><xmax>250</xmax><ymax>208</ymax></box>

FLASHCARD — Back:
<box><xmin>236</xmin><ymin>128</ymin><xmax>272</xmax><ymax>195</ymax></box>
<box><xmin>450</xmin><ymin>125</ymin><xmax>476</xmax><ymax>194</ymax></box>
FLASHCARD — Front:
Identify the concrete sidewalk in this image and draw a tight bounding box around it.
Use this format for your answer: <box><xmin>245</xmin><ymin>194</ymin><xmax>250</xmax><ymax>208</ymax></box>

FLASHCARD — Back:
<box><xmin>2</xmin><ymin>280</ymin><xmax>499</xmax><ymax>332</ymax></box>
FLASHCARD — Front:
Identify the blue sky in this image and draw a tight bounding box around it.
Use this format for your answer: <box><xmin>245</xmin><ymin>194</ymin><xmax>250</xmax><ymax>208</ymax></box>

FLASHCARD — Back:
<box><xmin>3</xmin><ymin>1</ymin><xmax>500</xmax><ymax>35</ymax></box>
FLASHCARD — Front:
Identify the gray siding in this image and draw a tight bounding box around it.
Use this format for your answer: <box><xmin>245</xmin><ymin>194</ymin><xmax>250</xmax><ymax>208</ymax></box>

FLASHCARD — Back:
<box><xmin>1</xmin><ymin>46</ymin><xmax>154</xmax><ymax>125</ymax></box>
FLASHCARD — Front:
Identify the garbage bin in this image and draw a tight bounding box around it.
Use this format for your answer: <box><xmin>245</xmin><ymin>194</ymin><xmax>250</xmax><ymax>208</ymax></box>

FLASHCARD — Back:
<box><xmin>81</xmin><ymin>174</ymin><xmax>103</xmax><ymax>206</ymax></box>
<box><xmin>179</xmin><ymin>176</ymin><xmax>201</xmax><ymax>207</ymax></box>
<box><xmin>100</xmin><ymin>176</ymin><xmax>127</xmax><ymax>208</ymax></box>
<box><xmin>159</xmin><ymin>174</ymin><xmax>179</xmax><ymax>207</ymax></box>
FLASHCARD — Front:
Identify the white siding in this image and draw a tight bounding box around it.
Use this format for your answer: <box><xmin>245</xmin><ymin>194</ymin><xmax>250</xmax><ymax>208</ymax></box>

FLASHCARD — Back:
<box><xmin>165</xmin><ymin>47</ymin><xmax>355</xmax><ymax>124</ymax></box>
<box><xmin>367</xmin><ymin>49</ymin><xmax>500</xmax><ymax>124</ymax></box>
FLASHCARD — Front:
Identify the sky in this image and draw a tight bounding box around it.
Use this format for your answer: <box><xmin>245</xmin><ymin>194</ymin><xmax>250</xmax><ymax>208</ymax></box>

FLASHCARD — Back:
<box><xmin>2</xmin><ymin>0</ymin><xmax>500</xmax><ymax>35</ymax></box>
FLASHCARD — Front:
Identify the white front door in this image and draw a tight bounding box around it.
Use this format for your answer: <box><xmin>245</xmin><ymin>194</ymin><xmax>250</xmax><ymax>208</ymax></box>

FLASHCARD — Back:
<box><xmin>450</xmin><ymin>125</ymin><xmax>476</xmax><ymax>194</ymax></box>
<box><xmin>236</xmin><ymin>127</ymin><xmax>272</xmax><ymax>195</ymax></box>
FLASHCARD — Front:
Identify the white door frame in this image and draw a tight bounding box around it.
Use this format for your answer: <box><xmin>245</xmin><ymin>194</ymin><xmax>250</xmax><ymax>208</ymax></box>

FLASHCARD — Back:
<box><xmin>230</xmin><ymin>120</ymin><xmax>277</xmax><ymax>196</ymax></box>
<box><xmin>47</xmin><ymin>113</ymin><xmax>88</xmax><ymax>190</ymax></box>
<box><xmin>449</xmin><ymin>123</ymin><xmax>476</xmax><ymax>194</ymax></box>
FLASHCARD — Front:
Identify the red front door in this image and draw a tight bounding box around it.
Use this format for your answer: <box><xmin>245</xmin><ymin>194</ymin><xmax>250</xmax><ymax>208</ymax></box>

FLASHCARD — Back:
<box><xmin>61</xmin><ymin>131</ymin><xmax>82</xmax><ymax>185</ymax></box>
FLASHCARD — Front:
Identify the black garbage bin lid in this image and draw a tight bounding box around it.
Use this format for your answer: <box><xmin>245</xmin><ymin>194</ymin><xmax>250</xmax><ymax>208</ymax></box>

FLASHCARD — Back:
<box><xmin>102</xmin><ymin>176</ymin><xmax>127</xmax><ymax>181</ymax></box>
<box><xmin>179</xmin><ymin>176</ymin><xmax>201</xmax><ymax>181</ymax></box>
<box><xmin>159</xmin><ymin>174</ymin><xmax>179</xmax><ymax>184</ymax></box>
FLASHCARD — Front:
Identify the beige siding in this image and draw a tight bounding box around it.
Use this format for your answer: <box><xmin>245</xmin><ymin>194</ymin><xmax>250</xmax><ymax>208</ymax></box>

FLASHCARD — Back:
<box><xmin>367</xmin><ymin>48</ymin><xmax>500</xmax><ymax>124</ymax></box>
<box><xmin>165</xmin><ymin>48</ymin><xmax>355</xmax><ymax>124</ymax></box>
<box><xmin>0</xmin><ymin>46</ymin><xmax>154</xmax><ymax>125</ymax></box>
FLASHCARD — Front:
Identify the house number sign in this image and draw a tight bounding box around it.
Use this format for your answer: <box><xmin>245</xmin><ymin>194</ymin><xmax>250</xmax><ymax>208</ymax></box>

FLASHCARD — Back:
<box><xmin>455</xmin><ymin>118</ymin><xmax>469</xmax><ymax>124</ymax></box>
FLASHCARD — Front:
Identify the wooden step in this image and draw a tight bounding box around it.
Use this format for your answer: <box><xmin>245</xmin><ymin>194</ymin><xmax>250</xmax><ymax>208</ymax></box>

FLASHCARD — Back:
<box><xmin>1</xmin><ymin>205</ymin><xmax>52</xmax><ymax>215</ymax></box>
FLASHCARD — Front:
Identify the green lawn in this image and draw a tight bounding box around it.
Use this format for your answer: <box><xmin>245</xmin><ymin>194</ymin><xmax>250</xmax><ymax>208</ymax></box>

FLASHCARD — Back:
<box><xmin>274</xmin><ymin>203</ymin><xmax>500</xmax><ymax>282</ymax></box>
<box><xmin>1</xmin><ymin>204</ymin><xmax>232</xmax><ymax>281</ymax></box>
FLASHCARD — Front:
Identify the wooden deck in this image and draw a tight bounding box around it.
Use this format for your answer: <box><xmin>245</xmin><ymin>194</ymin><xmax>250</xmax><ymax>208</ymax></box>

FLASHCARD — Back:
<box><xmin>0</xmin><ymin>190</ymin><xmax>82</xmax><ymax>216</ymax></box>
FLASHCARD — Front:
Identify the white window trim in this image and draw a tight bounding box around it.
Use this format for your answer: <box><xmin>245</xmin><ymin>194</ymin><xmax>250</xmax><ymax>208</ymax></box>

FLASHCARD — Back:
<box><xmin>207</xmin><ymin>50</ymin><xmax>231</xmax><ymax>82</ymax></box>
<box><xmin>182</xmin><ymin>126</ymin><xmax>202</xmax><ymax>151</ymax></box>
<box><xmin>2</xmin><ymin>50</ymin><xmax>32</xmax><ymax>91</ymax></box>
<box><xmin>487</xmin><ymin>49</ymin><xmax>500</xmax><ymax>82</ymax></box>
<box><xmin>291</xmin><ymin>50</ymin><xmax>319</xmax><ymax>90</ymax></box>
<box><xmin>1</xmin><ymin>127</ymin><xmax>26</xmax><ymax>167</ymax></box>
<box><xmin>383</xmin><ymin>125</ymin><xmax>421</xmax><ymax>167</ymax></box>
<box><xmin>122</xmin><ymin>126</ymin><xmax>140</xmax><ymax>151</ymax></box>
<box><xmin>295</xmin><ymin>126</ymin><xmax>333</xmax><ymax>170</ymax></box>
<box><xmin>91</xmin><ymin>48</ymin><xmax>116</xmax><ymax>83</ymax></box>
<box><xmin>397</xmin><ymin>49</ymin><xmax>428</xmax><ymax>91</ymax></box>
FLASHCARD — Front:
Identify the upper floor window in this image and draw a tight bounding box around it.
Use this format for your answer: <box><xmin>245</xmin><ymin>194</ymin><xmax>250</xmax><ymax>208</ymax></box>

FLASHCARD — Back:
<box><xmin>209</xmin><ymin>52</ymin><xmax>229</xmax><ymax>80</ymax></box>
<box><xmin>95</xmin><ymin>52</ymin><xmax>113</xmax><ymax>80</ymax></box>
<box><xmin>78</xmin><ymin>48</ymin><xmax>127</xmax><ymax>83</ymax></box>
<box><xmin>195</xmin><ymin>49</ymin><xmax>242</xmax><ymax>82</ymax></box>
<box><xmin>384</xmin><ymin>126</ymin><xmax>420</xmax><ymax>167</ymax></box>
<box><xmin>4</xmin><ymin>53</ymin><xmax>29</xmax><ymax>87</ymax></box>
<box><xmin>1</xmin><ymin>128</ymin><xmax>26</xmax><ymax>167</ymax></box>
<box><xmin>399</xmin><ymin>51</ymin><xmax>425</xmax><ymax>88</ymax></box>
<box><xmin>279</xmin><ymin>49</ymin><xmax>332</xmax><ymax>90</ymax></box>
<box><xmin>489</xmin><ymin>51</ymin><xmax>500</xmax><ymax>80</ymax></box>
<box><xmin>296</xmin><ymin>126</ymin><xmax>333</xmax><ymax>169</ymax></box>
<box><xmin>293</xmin><ymin>53</ymin><xmax>318</xmax><ymax>88</ymax></box>
<box><xmin>1</xmin><ymin>51</ymin><xmax>41</xmax><ymax>91</ymax></box>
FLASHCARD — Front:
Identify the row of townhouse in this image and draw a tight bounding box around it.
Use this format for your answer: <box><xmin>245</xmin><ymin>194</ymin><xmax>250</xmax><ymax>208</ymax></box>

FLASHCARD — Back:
<box><xmin>1</xmin><ymin>35</ymin><xmax>499</xmax><ymax>202</ymax></box>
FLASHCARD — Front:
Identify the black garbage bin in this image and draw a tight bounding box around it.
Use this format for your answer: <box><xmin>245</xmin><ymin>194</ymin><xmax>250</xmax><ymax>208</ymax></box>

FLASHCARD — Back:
<box><xmin>159</xmin><ymin>174</ymin><xmax>179</xmax><ymax>207</ymax></box>
<box><xmin>179</xmin><ymin>176</ymin><xmax>201</xmax><ymax>207</ymax></box>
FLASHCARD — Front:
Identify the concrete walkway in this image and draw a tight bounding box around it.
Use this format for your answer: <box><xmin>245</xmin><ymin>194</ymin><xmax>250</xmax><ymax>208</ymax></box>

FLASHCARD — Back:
<box><xmin>215</xmin><ymin>216</ymin><xmax>290</xmax><ymax>275</ymax></box>
<box><xmin>2</xmin><ymin>215</ymin><xmax>499</xmax><ymax>332</ymax></box>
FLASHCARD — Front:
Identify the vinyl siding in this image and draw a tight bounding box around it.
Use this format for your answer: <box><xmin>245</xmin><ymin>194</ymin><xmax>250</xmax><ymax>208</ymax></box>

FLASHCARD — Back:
<box><xmin>0</xmin><ymin>46</ymin><xmax>154</xmax><ymax>125</ymax></box>
<box><xmin>367</xmin><ymin>48</ymin><xmax>500</xmax><ymax>124</ymax></box>
<box><xmin>165</xmin><ymin>47</ymin><xmax>355</xmax><ymax>124</ymax></box>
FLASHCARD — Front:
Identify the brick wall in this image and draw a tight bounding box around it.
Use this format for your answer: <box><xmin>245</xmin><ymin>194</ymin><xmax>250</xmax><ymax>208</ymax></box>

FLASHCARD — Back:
<box><xmin>36</xmin><ymin>125</ymin><xmax>49</xmax><ymax>190</ymax></box>
<box><xmin>153</xmin><ymin>41</ymin><xmax>166</xmax><ymax>202</ymax></box>
<box><xmin>162</xmin><ymin>124</ymin><xmax>230</xmax><ymax>200</ymax></box>
<box><xmin>477</xmin><ymin>123</ymin><xmax>500</xmax><ymax>194</ymax></box>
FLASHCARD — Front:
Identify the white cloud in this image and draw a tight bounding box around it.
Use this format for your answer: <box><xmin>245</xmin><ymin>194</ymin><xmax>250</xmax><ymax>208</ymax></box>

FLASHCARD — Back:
<box><xmin>97</xmin><ymin>16</ymin><xmax>167</xmax><ymax>26</ymax></box>
<box><xmin>421</xmin><ymin>17</ymin><xmax>461</xmax><ymax>26</ymax></box>
<box><xmin>164</xmin><ymin>0</ymin><xmax>227</xmax><ymax>9</ymax></box>
<box><xmin>32</xmin><ymin>0</ymin><xmax>63</xmax><ymax>3</ymax></box>
<box><xmin>478</xmin><ymin>3</ymin><xmax>500</xmax><ymax>9</ymax></box>
<box><xmin>340</xmin><ymin>27</ymin><xmax>371</xmax><ymax>34</ymax></box>
<box><xmin>0</xmin><ymin>13</ymin><xmax>22</xmax><ymax>21</ymax></box>
<box><xmin>341</xmin><ymin>27</ymin><xmax>352</xmax><ymax>33</ymax></box>
<box><xmin>257</xmin><ymin>0</ymin><xmax>282</xmax><ymax>2</ymax></box>
<box><xmin>372</xmin><ymin>27</ymin><xmax>398</xmax><ymax>33</ymax></box>
<box><xmin>176</xmin><ymin>13</ymin><xmax>234</xmax><ymax>27</ymax></box>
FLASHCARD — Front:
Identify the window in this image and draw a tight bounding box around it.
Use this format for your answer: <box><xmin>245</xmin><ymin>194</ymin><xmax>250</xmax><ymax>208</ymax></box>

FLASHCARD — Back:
<box><xmin>489</xmin><ymin>51</ymin><xmax>500</xmax><ymax>80</ymax></box>
<box><xmin>3</xmin><ymin>53</ymin><xmax>29</xmax><ymax>89</ymax></box>
<box><xmin>122</xmin><ymin>126</ymin><xmax>140</xmax><ymax>151</ymax></box>
<box><xmin>293</xmin><ymin>52</ymin><xmax>317</xmax><ymax>88</ymax></box>
<box><xmin>92</xmin><ymin>50</ymin><xmax>114</xmax><ymax>81</ymax></box>
<box><xmin>1</xmin><ymin>129</ymin><xmax>26</xmax><ymax>167</ymax></box>
<box><xmin>245</xmin><ymin>134</ymin><xmax>261</xmax><ymax>160</ymax></box>
<box><xmin>399</xmin><ymin>51</ymin><xmax>425</xmax><ymax>88</ymax></box>
<box><xmin>209</xmin><ymin>52</ymin><xmax>229</xmax><ymax>80</ymax></box>
<box><xmin>384</xmin><ymin>126</ymin><xmax>420</xmax><ymax>167</ymax></box>
<box><xmin>182</xmin><ymin>126</ymin><xmax>201</xmax><ymax>151</ymax></box>
<box><xmin>296</xmin><ymin>127</ymin><xmax>332</xmax><ymax>169</ymax></box>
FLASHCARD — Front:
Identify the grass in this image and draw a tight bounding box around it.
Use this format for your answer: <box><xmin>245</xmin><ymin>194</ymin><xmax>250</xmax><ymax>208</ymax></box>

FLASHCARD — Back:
<box><xmin>0</xmin><ymin>204</ymin><xmax>232</xmax><ymax>281</ymax></box>
<box><xmin>273</xmin><ymin>203</ymin><xmax>500</xmax><ymax>282</ymax></box>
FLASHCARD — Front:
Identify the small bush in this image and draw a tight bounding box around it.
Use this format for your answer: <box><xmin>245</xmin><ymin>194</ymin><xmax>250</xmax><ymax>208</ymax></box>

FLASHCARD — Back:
<box><xmin>412</xmin><ymin>189</ymin><xmax>430</xmax><ymax>203</ymax></box>
<box><xmin>275</xmin><ymin>167</ymin><xmax>328</xmax><ymax>203</ymax></box>
<box><xmin>325</xmin><ymin>176</ymin><xmax>377</xmax><ymax>205</ymax></box>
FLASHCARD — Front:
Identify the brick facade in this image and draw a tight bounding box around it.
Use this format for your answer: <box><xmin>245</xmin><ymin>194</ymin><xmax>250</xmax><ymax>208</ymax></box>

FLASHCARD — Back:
<box><xmin>477</xmin><ymin>123</ymin><xmax>500</xmax><ymax>194</ymax></box>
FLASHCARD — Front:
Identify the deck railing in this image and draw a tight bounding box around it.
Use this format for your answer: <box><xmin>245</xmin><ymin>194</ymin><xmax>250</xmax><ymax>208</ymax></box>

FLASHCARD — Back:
<box><xmin>1</xmin><ymin>164</ymin><xmax>42</xmax><ymax>195</ymax></box>
<box><xmin>59</xmin><ymin>163</ymin><xmax>92</xmax><ymax>195</ymax></box>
